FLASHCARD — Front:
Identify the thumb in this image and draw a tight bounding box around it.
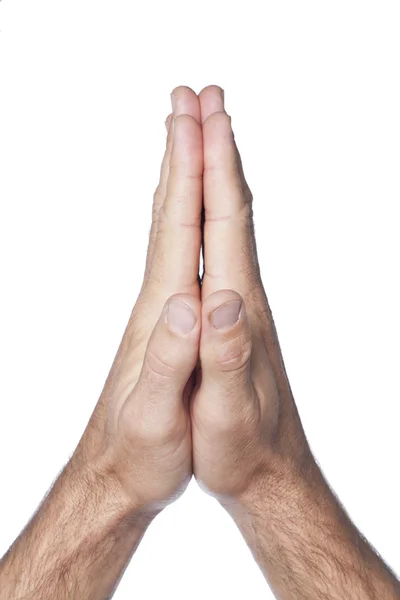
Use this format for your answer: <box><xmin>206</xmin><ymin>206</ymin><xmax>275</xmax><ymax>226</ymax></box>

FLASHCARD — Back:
<box><xmin>133</xmin><ymin>294</ymin><xmax>201</xmax><ymax>416</ymax></box>
<box><xmin>199</xmin><ymin>290</ymin><xmax>255</xmax><ymax>419</ymax></box>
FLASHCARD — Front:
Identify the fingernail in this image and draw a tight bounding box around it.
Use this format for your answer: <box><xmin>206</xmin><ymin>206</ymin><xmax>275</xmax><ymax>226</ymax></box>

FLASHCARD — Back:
<box><xmin>210</xmin><ymin>299</ymin><xmax>242</xmax><ymax>330</ymax></box>
<box><xmin>167</xmin><ymin>301</ymin><xmax>197</xmax><ymax>335</ymax></box>
<box><xmin>220</xmin><ymin>88</ymin><xmax>225</xmax><ymax>107</ymax></box>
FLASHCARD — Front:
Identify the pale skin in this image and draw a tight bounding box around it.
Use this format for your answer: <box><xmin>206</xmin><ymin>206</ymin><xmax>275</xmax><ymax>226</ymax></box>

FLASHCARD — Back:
<box><xmin>0</xmin><ymin>86</ymin><xmax>399</xmax><ymax>600</ymax></box>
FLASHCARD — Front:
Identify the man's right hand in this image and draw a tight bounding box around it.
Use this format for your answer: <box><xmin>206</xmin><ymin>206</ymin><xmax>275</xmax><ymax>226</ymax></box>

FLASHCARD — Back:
<box><xmin>0</xmin><ymin>87</ymin><xmax>206</xmax><ymax>600</ymax></box>
<box><xmin>73</xmin><ymin>86</ymin><xmax>204</xmax><ymax>515</ymax></box>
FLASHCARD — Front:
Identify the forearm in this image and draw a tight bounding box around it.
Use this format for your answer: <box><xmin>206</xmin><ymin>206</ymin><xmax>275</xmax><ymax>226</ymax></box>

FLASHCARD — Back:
<box><xmin>226</xmin><ymin>460</ymin><xmax>400</xmax><ymax>600</ymax></box>
<box><xmin>0</xmin><ymin>459</ymin><xmax>153</xmax><ymax>600</ymax></box>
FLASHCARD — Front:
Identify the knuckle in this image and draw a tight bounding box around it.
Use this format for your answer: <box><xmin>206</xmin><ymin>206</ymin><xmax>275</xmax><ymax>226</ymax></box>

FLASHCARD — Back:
<box><xmin>168</xmin><ymin>160</ymin><xmax>202</xmax><ymax>183</ymax></box>
<box><xmin>251</xmin><ymin>292</ymin><xmax>276</xmax><ymax>335</ymax></box>
<box><xmin>152</xmin><ymin>185</ymin><xmax>164</xmax><ymax>209</ymax></box>
<box><xmin>120</xmin><ymin>392</ymin><xmax>187</xmax><ymax>447</ymax></box>
<box><xmin>121</xmin><ymin>412</ymin><xmax>182</xmax><ymax>448</ymax></box>
<box><xmin>159</xmin><ymin>199</ymin><xmax>201</xmax><ymax>230</ymax></box>
<box><xmin>138</xmin><ymin>418</ymin><xmax>182</xmax><ymax>446</ymax></box>
<box><xmin>237</xmin><ymin>199</ymin><xmax>253</xmax><ymax>221</ymax></box>
<box><xmin>151</xmin><ymin>202</ymin><xmax>161</xmax><ymax>225</ymax></box>
<box><xmin>144</xmin><ymin>346</ymin><xmax>177</xmax><ymax>380</ymax></box>
<box><xmin>195</xmin><ymin>392</ymin><xmax>258</xmax><ymax>440</ymax></box>
<box><xmin>243</xmin><ymin>184</ymin><xmax>253</xmax><ymax>205</ymax></box>
<box><xmin>214</xmin><ymin>334</ymin><xmax>252</xmax><ymax>374</ymax></box>
<box><xmin>156</xmin><ymin>204</ymin><xmax>167</xmax><ymax>227</ymax></box>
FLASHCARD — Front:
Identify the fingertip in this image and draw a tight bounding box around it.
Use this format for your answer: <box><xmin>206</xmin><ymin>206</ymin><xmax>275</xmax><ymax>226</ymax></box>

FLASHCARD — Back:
<box><xmin>170</xmin><ymin>86</ymin><xmax>201</xmax><ymax>122</ymax></box>
<box><xmin>198</xmin><ymin>85</ymin><xmax>225</xmax><ymax>123</ymax></box>
<box><xmin>201</xmin><ymin>110</ymin><xmax>243</xmax><ymax>224</ymax></box>
<box><xmin>169</xmin><ymin>114</ymin><xmax>203</xmax><ymax>168</ymax></box>
<box><xmin>202</xmin><ymin>112</ymin><xmax>235</xmax><ymax>178</ymax></box>
<box><xmin>198</xmin><ymin>84</ymin><xmax>224</xmax><ymax>97</ymax></box>
<box><xmin>171</xmin><ymin>84</ymin><xmax>197</xmax><ymax>98</ymax></box>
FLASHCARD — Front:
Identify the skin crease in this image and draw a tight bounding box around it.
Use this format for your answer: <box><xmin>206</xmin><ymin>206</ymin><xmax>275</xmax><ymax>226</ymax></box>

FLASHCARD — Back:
<box><xmin>0</xmin><ymin>85</ymin><xmax>399</xmax><ymax>600</ymax></box>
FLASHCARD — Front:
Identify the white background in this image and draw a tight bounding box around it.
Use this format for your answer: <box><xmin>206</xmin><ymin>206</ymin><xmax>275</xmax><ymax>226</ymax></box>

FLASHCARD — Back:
<box><xmin>1</xmin><ymin>1</ymin><xmax>399</xmax><ymax>598</ymax></box>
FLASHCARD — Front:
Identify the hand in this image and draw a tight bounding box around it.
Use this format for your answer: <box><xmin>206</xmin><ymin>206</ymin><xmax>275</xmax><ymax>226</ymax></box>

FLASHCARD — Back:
<box><xmin>3</xmin><ymin>85</ymin><xmax>397</xmax><ymax>600</ymax></box>
<box><xmin>191</xmin><ymin>86</ymin><xmax>314</xmax><ymax>505</ymax></box>
<box><xmin>0</xmin><ymin>88</ymin><xmax>209</xmax><ymax>600</ymax></box>
<box><xmin>72</xmin><ymin>87</ymin><xmax>204</xmax><ymax>515</ymax></box>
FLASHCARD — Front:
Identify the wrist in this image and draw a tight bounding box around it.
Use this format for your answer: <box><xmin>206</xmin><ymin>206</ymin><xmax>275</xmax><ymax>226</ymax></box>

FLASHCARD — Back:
<box><xmin>0</xmin><ymin>446</ymin><xmax>156</xmax><ymax>600</ymax></box>
<box><xmin>65</xmin><ymin>453</ymin><xmax>159</xmax><ymax>533</ymax></box>
<box><xmin>221</xmin><ymin>454</ymin><xmax>400</xmax><ymax>599</ymax></box>
<box><xmin>221</xmin><ymin>453</ymin><xmax>334</xmax><ymax>523</ymax></box>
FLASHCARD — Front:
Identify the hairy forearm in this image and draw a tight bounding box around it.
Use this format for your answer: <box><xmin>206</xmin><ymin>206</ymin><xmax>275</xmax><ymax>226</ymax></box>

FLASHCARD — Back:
<box><xmin>0</xmin><ymin>460</ymin><xmax>152</xmax><ymax>600</ymax></box>
<box><xmin>226</xmin><ymin>461</ymin><xmax>400</xmax><ymax>600</ymax></box>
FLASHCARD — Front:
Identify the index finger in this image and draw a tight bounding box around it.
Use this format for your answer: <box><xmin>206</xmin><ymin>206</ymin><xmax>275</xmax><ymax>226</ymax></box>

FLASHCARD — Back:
<box><xmin>199</xmin><ymin>86</ymin><xmax>260</xmax><ymax>301</ymax></box>
<box><xmin>149</xmin><ymin>87</ymin><xmax>203</xmax><ymax>298</ymax></box>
